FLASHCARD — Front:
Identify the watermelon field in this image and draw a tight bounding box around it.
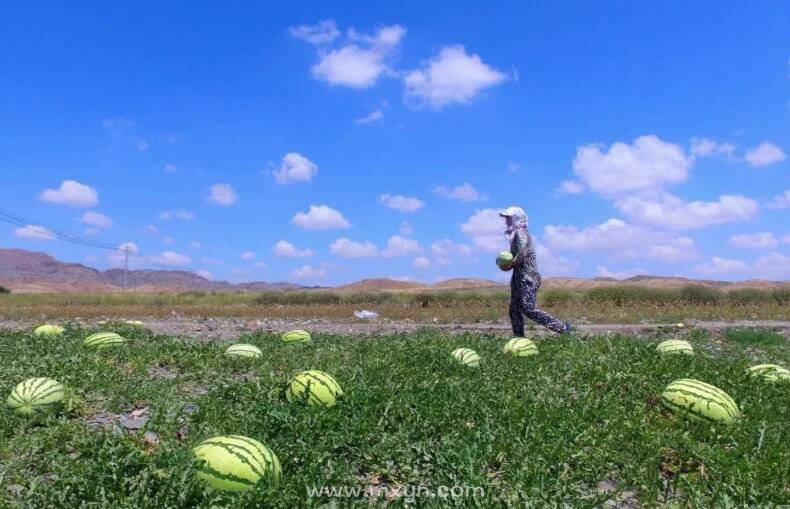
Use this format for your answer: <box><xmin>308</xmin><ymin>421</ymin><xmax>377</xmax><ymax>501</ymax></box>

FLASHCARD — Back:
<box><xmin>0</xmin><ymin>324</ymin><xmax>788</xmax><ymax>507</ymax></box>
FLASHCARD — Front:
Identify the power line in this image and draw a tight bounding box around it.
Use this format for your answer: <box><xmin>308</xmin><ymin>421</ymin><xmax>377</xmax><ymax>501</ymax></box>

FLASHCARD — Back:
<box><xmin>0</xmin><ymin>206</ymin><xmax>202</xmax><ymax>287</ymax></box>
<box><xmin>0</xmin><ymin>207</ymin><xmax>118</xmax><ymax>250</ymax></box>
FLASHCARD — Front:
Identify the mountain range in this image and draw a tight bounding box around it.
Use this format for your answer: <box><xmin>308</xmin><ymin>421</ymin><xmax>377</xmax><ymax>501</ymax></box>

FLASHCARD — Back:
<box><xmin>0</xmin><ymin>248</ymin><xmax>785</xmax><ymax>293</ymax></box>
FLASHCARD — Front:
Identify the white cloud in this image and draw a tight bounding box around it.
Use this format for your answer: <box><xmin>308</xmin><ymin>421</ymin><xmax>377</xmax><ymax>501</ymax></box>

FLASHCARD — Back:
<box><xmin>14</xmin><ymin>225</ymin><xmax>55</xmax><ymax>241</ymax></box>
<box><xmin>379</xmin><ymin>193</ymin><xmax>425</xmax><ymax>213</ymax></box>
<box><xmin>254</xmin><ymin>261</ymin><xmax>266</xmax><ymax>269</ymax></box>
<box><xmin>313</xmin><ymin>46</ymin><xmax>385</xmax><ymax>88</ymax></box>
<box><xmin>435</xmin><ymin>183</ymin><xmax>486</xmax><ymax>202</ymax></box>
<box><xmin>534</xmin><ymin>242</ymin><xmax>579</xmax><ymax>275</ymax></box>
<box><xmin>330</xmin><ymin>238</ymin><xmax>379</xmax><ymax>258</ymax></box>
<box><xmin>645</xmin><ymin>237</ymin><xmax>699</xmax><ymax>262</ymax></box>
<box><xmin>289</xmin><ymin>19</ymin><xmax>340</xmax><ymax>45</ymax></box>
<box><xmin>729</xmin><ymin>232</ymin><xmax>778</xmax><ymax>249</ymax></box>
<box><xmin>381</xmin><ymin>235</ymin><xmax>423</xmax><ymax>257</ymax></box>
<box><xmin>557</xmin><ymin>180</ymin><xmax>584</xmax><ymax>194</ymax></box>
<box><xmin>694</xmin><ymin>256</ymin><xmax>750</xmax><ymax>275</ymax></box>
<box><xmin>231</xmin><ymin>268</ymin><xmax>249</xmax><ymax>277</ymax></box>
<box><xmin>544</xmin><ymin>218</ymin><xmax>698</xmax><ymax>261</ymax></box>
<box><xmin>136</xmin><ymin>139</ymin><xmax>149</xmax><ymax>152</ymax></box>
<box><xmin>507</xmin><ymin>161</ymin><xmax>520</xmax><ymax>173</ymax></box>
<box><xmin>273</xmin><ymin>152</ymin><xmax>318</xmax><ymax>184</ymax></box>
<box><xmin>543</xmin><ymin>218</ymin><xmax>650</xmax><ymax>251</ymax></box>
<box><xmin>745</xmin><ymin>141</ymin><xmax>786</xmax><ymax>167</ymax></box>
<box><xmin>616</xmin><ymin>192</ymin><xmax>759</xmax><ymax>230</ymax></box>
<box><xmin>753</xmin><ymin>252</ymin><xmax>790</xmax><ymax>279</ymax></box>
<box><xmin>195</xmin><ymin>270</ymin><xmax>212</xmax><ymax>280</ymax></box>
<box><xmin>164</xmin><ymin>163</ymin><xmax>178</xmax><ymax>173</ymax></box>
<box><xmin>189</xmin><ymin>241</ymin><xmax>201</xmax><ymax>250</ymax></box>
<box><xmin>273</xmin><ymin>240</ymin><xmax>313</xmax><ymax>258</ymax></box>
<box><xmin>355</xmin><ymin>108</ymin><xmax>384</xmax><ymax>125</ymax></box>
<box><xmin>153</xmin><ymin>251</ymin><xmax>191</xmax><ymax>266</ymax></box>
<box><xmin>79</xmin><ymin>211</ymin><xmax>113</xmax><ymax>228</ymax></box>
<box><xmin>573</xmin><ymin>135</ymin><xmax>691</xmax><ymax>195</ymax></box>
<box><xmin>292</xmin><ymin>264</ymin><xmax>327</xmax><ymax>280</ymax></box>
<box><xmin>766</xmin><ymin>189</ymin><xmax>790</xmax><ymax>209</ymax></box>
<box><xmin>460</xmin><ymin>208</ymin><xmax>507</xmax><ymax>252</ymax></box>
<box><xmin>329</xmin><ymin>235</ymin><xmax>422</xmax><ymax>258</ymax></box>
<box><xmin>412</xmin><ymin>256</ymin><xmax>431</xmax><ymax>269</ymax></box>
<box><xmin>399</xmin><ymin>222</ymin><xmax>414</xmax><ymax>236</ymax></box>
<box><xmin>101</xmin><ymin>117</ymin><xmax>134</xmax><ymax>130</ymax></box>
<box><xmin>145</xmin><ymin>224</ymin><xmax>160</xmax><ymax>235</ymax></box>
<box><xmin>690</xmin><ymin>137</ymin><xmax>736</xmax><ymax>158</ymax></box>
<box><xmin>104</xmin><ymin>242</ymin><xmax>139</xmax><ymax>267</ymax></box>
<box><xmin>117</xmin><ymin>242</ymin><xmax>139</xmax><ymax>254</ymax></box>
<box><xmin>84</xmin><ymin>228</ymin><xmax>99</xmax><ymax>236</ymax></box>
<box><xmin>311</xmin><ymin>25</ymin><xmax>405</xmax><ymax>88</ymax></box>
<box><xmin>240</xmin><ymin>251</ymin><xmax>256</xmax><ymax>260</ymax></box>
<box><xmin>207</xmin><ymin>183</ymin><xmax>238</xmax><ymax>206</ymax></box>
<box><xmin>430</xmin><ymin>238</ymin><xmax>473</xmax><ymax>257</ymax></box>
<box><xmin>160</xmin><ymin>210</ymin><xmax>195</xmax><ymax>221</ymax></box>
<box><xmin>292</xmin><ymin>205</ymin><xmax>350</xmax><ymax>230</ymax></box>
<box><xmin>163</xmin><ymin>236</ymin><xmax>175</xmax><ymax>244</ymax></box>
<box><xmin>404</xmin><ymin>45</ymin><xmax>506</xmax><ymax>108</ymax></box>
<box><xmin>596</xmin><ymin>266</ymin><xmax>646</xmax><ymax>280</ymax></box>
<box><xmin>39</xmin><ymin>180</ymin><xmax>99</xmax><ymax>208</ymax></box>
<box><xmin>783</xmin><ymin>234</ymin><xmax>790</xmax><ymax>245</ymax></box>
<box><xmin>694</xmin><ymin>252</ymin><xmax>790</xmax><ymax>279</ymax></box>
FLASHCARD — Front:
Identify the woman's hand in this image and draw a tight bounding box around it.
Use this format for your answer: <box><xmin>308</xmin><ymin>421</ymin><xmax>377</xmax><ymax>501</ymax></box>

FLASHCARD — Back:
<box><xmin>499</xmin><ymin>262</ymin><xmax>514</xmax><ymax>272</ymax></box>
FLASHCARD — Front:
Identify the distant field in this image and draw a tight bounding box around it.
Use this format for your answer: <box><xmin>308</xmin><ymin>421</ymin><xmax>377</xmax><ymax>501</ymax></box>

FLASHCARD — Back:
<box><xmin>0</xmin><ymin>325</ymin><xmax>787</xmax><ymax>507</ymax></box>
<box><xmin>0</xmin><ymin>285</ymin><xmax>787</xmax><ymax>323</ymax></box>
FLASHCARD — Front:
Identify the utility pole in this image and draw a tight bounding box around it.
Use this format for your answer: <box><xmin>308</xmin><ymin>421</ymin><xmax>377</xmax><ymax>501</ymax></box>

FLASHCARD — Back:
<box><xmin>122</xmin><ymin>247</ymin><xmax>130</xmax><ymax>290</ymax></box>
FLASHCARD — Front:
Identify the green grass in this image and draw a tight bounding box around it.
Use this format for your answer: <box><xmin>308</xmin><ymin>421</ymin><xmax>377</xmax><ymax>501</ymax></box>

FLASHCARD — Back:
<box><xmin>725</xmin><ymin>328</ymin><xmax>786</xmax><ymax>347</ymax></box>
<box><xmin>0</xmin><ymin>326</ymin><xmax>788</xmax><ymax>507</ymax></box>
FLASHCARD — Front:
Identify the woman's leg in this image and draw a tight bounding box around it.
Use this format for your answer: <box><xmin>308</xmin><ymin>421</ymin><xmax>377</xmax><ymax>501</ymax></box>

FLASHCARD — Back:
<box><xmin>520</xmin><ymin>281</ymin><xmax>568</xmax><ymax>334</ymax></box>
<box><xmin>509</xmin><ymin>291</ymin><xmax>525</xmax><ymax>337</ymax></box>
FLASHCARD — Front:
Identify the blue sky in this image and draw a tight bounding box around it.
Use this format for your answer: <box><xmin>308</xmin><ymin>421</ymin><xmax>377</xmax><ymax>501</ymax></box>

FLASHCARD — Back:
<box><xmin>0</xmin><ymin>2</ymin><xmax>788</xmax><ymax>284</ymax></box>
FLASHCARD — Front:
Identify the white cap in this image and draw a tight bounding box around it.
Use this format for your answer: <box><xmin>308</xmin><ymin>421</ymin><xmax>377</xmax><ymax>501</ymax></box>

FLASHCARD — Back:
<box><xmin>499</xmin><ymin>206</ymin><xmax>526</xmax><ymax>218</ymax></box>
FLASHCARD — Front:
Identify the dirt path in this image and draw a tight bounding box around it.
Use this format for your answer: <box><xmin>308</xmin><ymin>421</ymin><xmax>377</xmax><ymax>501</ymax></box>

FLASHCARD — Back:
<box><xmin>1</xmin><ymin>317</ymin><xmax>788</xmax><ymax>341</ymax></box>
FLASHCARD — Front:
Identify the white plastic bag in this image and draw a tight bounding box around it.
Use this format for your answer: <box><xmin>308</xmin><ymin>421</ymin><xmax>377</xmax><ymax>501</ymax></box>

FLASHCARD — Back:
<box><xmin>354</xmin><ymin>310</ymin><xmax>379</xmax><ymax>320</ymax></box>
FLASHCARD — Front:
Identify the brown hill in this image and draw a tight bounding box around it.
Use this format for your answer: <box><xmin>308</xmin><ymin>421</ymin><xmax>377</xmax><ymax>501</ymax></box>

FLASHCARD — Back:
<box><xmin>0</xmin><ymin>248</ymin><xmax>786</xmax><ymax>294</ymax></box>
<box><xmin>431</xmin><ymin>278</ymin><xmax>504</xmax><ymax>290</ymax></box>
<box><xmin>541</xmin><ymin>275</ymin><xmax>787</xmax><ymax>290</ymax></box>
<box><xmin>335</xmin><ymin>278</ymin><xmax>428</xmax><ymax>292</ymax></box>
<box><xmin>0</xmin><ymin>248</ymin><xmax>305</xmax><ymax>293</ymax></box>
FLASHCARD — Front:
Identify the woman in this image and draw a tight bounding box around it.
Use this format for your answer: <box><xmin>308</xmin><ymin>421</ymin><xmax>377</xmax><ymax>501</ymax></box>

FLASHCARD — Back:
<box><xmin>498</xmin><ymin>206</ymin><xmax>570</xmax><ymax>336</ymax></box>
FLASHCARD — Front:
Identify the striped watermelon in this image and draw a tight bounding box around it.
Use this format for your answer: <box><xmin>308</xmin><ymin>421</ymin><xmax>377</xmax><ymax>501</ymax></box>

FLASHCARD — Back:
<box><xmin>193</xmin><ymin>435</ymin><xmax>281</xmax><ymax>491</ymax></box>
<box><xmin>6</xmin><ymin>377</ymin><xmax>65</xmax><ymax>416</ymax></box>
<box><xmin>451</xmin><ymin>348</ymin><xmax>480</xmax><ymax>367</ymax></box>
<box><xmin>660</xmin><ymin>378</ymin><xmax>740</xmax><ymax>424</ymax></box>
<box><xmin>656</xmin><ymin>339</ymin><xmax>694</xmax><ymax>356</ymax></box>
<box><xmin>282</xmin><ymin>329</ymin><xmax>311</xmax><ymax>344</ymax></box>
<box><xmin>286</xmin><ymin>370</ymin><xmax>343</xmax><ymax>407</ymax></box>
<box><xmin>225</xmin><ymin>343</ymin><xmax>262</xmax><ymax>359</ymax></box>
<box><xmin>496</xmin><ymin>251</ymin><xmax>514</xmax><ymax>269</ymax></box>
<box><xmin>84</xmin><ymin>332</ymin><xmax>126</xmax><ymax>350</ymax></box>
<box><xmin>747</xmin><ymin>364</ymin><xmax>790</xmax><ymax>383</ymax></box>
<box><xmin>33</xmin><ymin>324</ymin><xmax>64</xmax><ymax>337</ymax></box>
<box><xmin>503</xmin><ymin>338</ymin><xmax>538</xmax><ymax>357</ymax></box>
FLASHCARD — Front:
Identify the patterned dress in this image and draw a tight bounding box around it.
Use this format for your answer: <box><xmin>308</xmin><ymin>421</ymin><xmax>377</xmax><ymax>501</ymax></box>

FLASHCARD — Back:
<box><xmin>508</xmin><ymin>227</ymin><xmax>568</xmax><ymax>336</ymax></box>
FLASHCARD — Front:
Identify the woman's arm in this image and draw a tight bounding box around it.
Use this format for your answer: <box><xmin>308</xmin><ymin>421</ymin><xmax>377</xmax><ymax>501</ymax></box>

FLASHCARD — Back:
<box><xmin>499</xmin><ymin>231</ymin><xmax>528</xmax><ymax>271</ymax></box>
<box><xmin>509</xmin><ymin>230</ymin><xmax>529</xmax><ymax>267</ymax></box>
